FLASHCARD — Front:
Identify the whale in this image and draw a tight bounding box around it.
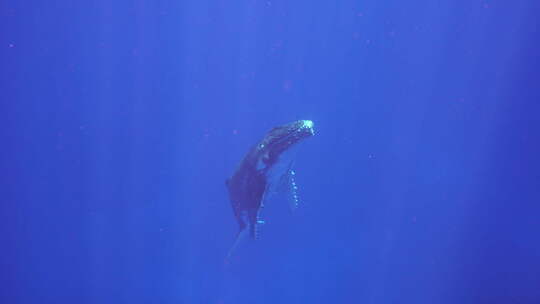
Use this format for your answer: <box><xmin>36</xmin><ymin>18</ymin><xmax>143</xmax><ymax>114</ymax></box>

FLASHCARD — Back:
<box><xmin>225</xmin><ymin>120</ymin><xmax>314</xmax><ymax>259</ymax></box>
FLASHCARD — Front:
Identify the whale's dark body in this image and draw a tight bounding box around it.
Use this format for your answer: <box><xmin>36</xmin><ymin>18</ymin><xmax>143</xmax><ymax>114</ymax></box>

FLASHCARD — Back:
<box><xmin>225</xmin><ymin>120</ymin><xmax>314</xmax><ymax>257</ymax></box>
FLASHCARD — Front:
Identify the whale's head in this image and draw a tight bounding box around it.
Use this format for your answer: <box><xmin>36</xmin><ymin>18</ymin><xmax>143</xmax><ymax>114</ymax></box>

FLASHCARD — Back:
<box><xmin>256</xmin><ymin>120</ymin><xmax>314</xmax><ymax>168</ymax></box>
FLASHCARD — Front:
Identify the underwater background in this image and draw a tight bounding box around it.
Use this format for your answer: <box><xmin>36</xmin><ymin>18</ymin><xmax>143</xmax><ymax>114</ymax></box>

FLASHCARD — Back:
<box><xmin>2</xmin><ymin>1</ymin><xmax>540</xmax><ymax>303</ymax></box>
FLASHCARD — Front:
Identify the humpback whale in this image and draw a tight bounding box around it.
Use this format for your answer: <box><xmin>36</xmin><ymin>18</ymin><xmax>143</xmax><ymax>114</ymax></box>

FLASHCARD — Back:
<box><xmin>225</xmin><ymin>120</ymin><xmax>314</xmax><ymax>259</ymax></box>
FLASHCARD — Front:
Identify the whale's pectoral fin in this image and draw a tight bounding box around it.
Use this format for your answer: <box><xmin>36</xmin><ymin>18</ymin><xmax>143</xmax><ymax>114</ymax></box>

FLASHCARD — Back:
<box><xmin>286</xmin><ymin>169</ymin><xmax>301</xmax><ymax>211</ymax></box>
<box><xmin>276</xmin><ymin>161</ymin><xmax>301</xmax><ymax>211</ymax></box>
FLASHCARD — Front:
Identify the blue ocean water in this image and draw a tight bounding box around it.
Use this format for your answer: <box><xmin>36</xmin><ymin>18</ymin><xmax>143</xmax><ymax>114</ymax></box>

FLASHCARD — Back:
<box><xmin>2</xmin><ymin>1</ymin><xmax>540</xmax><ymax>303</ymax></box>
